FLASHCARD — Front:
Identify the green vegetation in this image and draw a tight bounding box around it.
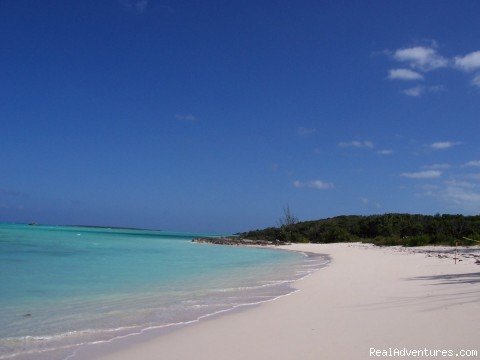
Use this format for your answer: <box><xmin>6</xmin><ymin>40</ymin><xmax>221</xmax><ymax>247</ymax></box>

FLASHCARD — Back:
<box><xmin>240</xmin><ymin>213</ymin><xmax>480</xmax><ymax>246</ymax></box>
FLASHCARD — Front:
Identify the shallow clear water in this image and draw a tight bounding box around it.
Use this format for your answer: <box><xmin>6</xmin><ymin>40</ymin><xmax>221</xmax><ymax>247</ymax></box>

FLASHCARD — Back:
<box><xmin>0</xmin><ymin>224</ymin><xmax>327</xmax><ymax>359</ymax></box>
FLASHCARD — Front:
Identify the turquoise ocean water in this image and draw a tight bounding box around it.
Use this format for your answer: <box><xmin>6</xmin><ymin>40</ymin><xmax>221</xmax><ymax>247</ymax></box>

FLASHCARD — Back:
<box><xmin>0</xmin><ymin>224</ymin><xmax>327</xmax><ymax>359</ymax></box>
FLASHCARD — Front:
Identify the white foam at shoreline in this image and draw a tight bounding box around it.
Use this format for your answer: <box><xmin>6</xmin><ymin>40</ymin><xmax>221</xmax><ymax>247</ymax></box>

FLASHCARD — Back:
<box><xmin>1</xmin><ymin>253</ymin><xmax>329</xmax><ymax>360</ymax></box>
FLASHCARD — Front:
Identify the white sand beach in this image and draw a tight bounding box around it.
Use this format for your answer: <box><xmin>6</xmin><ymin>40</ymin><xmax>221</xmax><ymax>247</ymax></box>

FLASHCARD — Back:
<box><xmin>96</xmin><ymin>243</ymin><xmax>480</xmax><ymax>360</ymax></box>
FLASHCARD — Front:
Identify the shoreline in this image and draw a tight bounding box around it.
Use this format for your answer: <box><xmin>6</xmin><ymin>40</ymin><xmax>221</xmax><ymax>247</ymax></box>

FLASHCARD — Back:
<box><xmin>89</xmin><ymin>243</ymin><xmax>480</xmax><ymax>360</ymax></box>
<box><xmin>59</xmin><ymin>247</ymin><xmax>329</xmax><ymax>360</ymax></box>
<box><xmin>1</xmin><ymin>230</ymin><xmax>327</xmax><ymax>360</ymax></box>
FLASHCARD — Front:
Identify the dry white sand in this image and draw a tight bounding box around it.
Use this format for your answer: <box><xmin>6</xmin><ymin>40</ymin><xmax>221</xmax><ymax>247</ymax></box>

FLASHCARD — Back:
<box><xmin>95</xmin><ymin>243</ymin><xmax>480</xmax><ymax>360</ymax></box>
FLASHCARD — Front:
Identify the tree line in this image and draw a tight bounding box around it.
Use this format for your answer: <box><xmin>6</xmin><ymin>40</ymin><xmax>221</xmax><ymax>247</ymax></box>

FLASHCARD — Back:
<box><xmin>240</xmin><ymin>213</ymin><xmax>480</xmax><ymax>246</ymax></box>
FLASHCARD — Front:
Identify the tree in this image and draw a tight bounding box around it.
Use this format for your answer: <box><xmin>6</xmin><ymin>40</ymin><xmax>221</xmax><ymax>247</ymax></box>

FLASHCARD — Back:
<box><xmin>277</xmin><ymin>205</ymin><xmax>299</xmax><ymax>242</ymax></box>
<box><xmin>240</xmin><ymin>213</ymin><xmax>480</xmax><ymax>246</ymax></box>
<box><xmin>278</xmin><ymin>205</ymin><xmax>298</xmax><ymax>227</ymax></box>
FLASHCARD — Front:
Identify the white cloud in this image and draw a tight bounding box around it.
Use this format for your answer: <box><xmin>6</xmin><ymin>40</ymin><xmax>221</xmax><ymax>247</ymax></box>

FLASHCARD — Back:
<box><xmin>388</xmin><ymin>68</ymin><xmax>424</xmax><ymax>81</ymax></box>
<box><xmin>338</xmin><ymin>140</ymin><xmax>374</xmax><ymax>148</ymax></box>
<box><xmin>393</xmin><ymin>46</ymin><xmax>448</xmax><ymax>71</ymax></box>
<box><xmin>293</xmin><ymin>180</ymin><xmax>334</xmax><ymax>190</ymax></box>
<box><xmin>377</xmin><ymin>149</ymin><xmax>393</xmax><ymax>155</ymax></box>
<box><xmin>402</xmin><ymin>85</ymin><xmax>445</xmax><ymax>97</ymax></box>
<box><xmin>443</xmin><ymin>184</ymin><xmax>480</xmax><ymax>206</ymax></box>
<box><xmin>423</xmin><ymin>178</ymin><xmax>480</xmax><ymax>211</ymax></box>
<box><xmin>401</xmin><ymin>170</ymin><xmax>442</xmax><ymax>179</ymax></box>
<box><xmin>464</xmin><ymin>160</ymin><xmax>480</xmax><ymax>167</ymax></box>
<box><xmin>360</xmin><ymin>197</ymin><xmax>369</xmax><ymax>204</ymax></box>
<box><xmin>429</xmin><ymin>141</ymin><xmax>460</xmax><ymax>150</ymax></box>
<box><xmin>175</xmin><ymin>114</ymin><xmax>197</xmax><ymax>121</ymax></box>
<box><xmin>428</xmin><ymin>85</ymin><xmax>446</xmax><ymax>92</ymax></box>
<box><xmin>403</xmin><ymin>86</ymin><xmax>424</xmax><ymax>97</ymax></box>
<box><xmin>310</xmin><ymin>180</ymin><xmax>334</xmax><ymax>189</ymax></box>
<box><xmin>445</xmin><ymin>179</ymin><xmax>476</xmax><ymax>188</ymax></box>
<box><xmin>383</xmin><ymin>45</ymin><xmax>480</xmax><ymax>92</ymax></box>
<box><xmin>297</xmin><ymin>127</ymin><xmax>316</xmax><ymax>136</ymax></box>
<box><xmin>453</xmin><ymin>51</ymin><xmax>480</xmax><ymax>87</ymax></box>
<box><xmin>472</xmin><ymin>74</ymin><xmax>480</xmax><ymax>87</ymax></box>
<box><xmin>422</xmin><ymin>163</ymin><xmax>451</xmax><ymax>170</ymax></box>
<box><xmin>454</xmin><ymin>51</ymin><xmax>480</xmax><ymax>71</ymax></box>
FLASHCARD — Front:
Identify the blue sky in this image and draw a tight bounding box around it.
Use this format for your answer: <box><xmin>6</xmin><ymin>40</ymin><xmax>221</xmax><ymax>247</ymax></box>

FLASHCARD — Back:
<box><xmin>1</xmin><ymin>0</ymin><xmax>480</xmax><ymax>232</ymax></box>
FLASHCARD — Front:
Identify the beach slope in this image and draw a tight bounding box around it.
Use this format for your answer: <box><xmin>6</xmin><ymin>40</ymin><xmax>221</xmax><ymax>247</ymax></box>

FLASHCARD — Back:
<box><xmin>97</xmin><ymin>243</ymin><xmax>480</xmax><ymax>360</ymax></box>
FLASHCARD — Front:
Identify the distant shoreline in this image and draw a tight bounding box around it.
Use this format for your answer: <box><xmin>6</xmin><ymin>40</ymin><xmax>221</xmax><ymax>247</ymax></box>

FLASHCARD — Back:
<box><xmin>192</xmin><ymin>237</ymin><xmax>290</xmax><ymax>246</ymax></box>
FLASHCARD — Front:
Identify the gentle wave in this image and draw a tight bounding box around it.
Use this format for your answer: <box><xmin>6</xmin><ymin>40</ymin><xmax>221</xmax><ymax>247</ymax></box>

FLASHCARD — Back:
<box><xmin>0</xmin><ymin>231</ymin><xmax>329</xmax><ymax>360</ymax></box>
<box><xmin>1</xmin><ymin>288</ymin><xmax>306</xmax><ymax>360</ymax></box>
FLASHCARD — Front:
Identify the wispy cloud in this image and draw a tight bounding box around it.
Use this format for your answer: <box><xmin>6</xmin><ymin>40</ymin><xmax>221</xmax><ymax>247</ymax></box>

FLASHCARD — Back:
<box><xmin>445</xmin><ymin>179</ymin><xmax>476</xmax><ymax>188</ymax></box>
<box><xmin>454</xmin><ymin>51</ymin><xmax>480</xmax><ymax>71</ymax></box>
<box><xmin>359</xmin><ymin>197</ymin><xmax>382</xmax><ymax>208</ymax></box>
<box><xmin>402</xmin><ymin>85</ymin><xmax>445</xmax><ymax>97</ymax></box>
<box><xmin>423</xmin><ymin>178</ymin><xmax>480</xmax><ymax>211</ymax></box>
<box><xmin>422</xmin><ymin>163</ymin><xmax>451</xmax><ymax>170</ymax></box>
<box><xmin>472</xmin><ymin>74</ymin><xmax>480</xmax><ymax>87</ymax></box>
<box><xmin>122</xmin><ymin>0</ymin><xmax>149</xmax><ymax>13</ymax></box>
<box><xmin>419</xmin><ymin>183</ymin><xmax>440</xmax><ymax>192</ymax></box>
<box><xmin>467</xmin><ymin>173</ymin><xmax>480</xmax><ymax>181</ymax></box>
<box><xmin>136</xmin><ymin>0</ymin><xmax>148</xmax><ymax>12</ymax></box>
<box><xmin>401</xmin><ymin>170</ymin><xmax>442</xmax><ymax>179</ymax></box>
<box><xmin>428</xmin><ymin>85</ymin><xmax>446</xmax><ymax>93</ymax></box>
<box><xmin>403</xmin><ymin>86</ymin><xmax>424</xmax><ymax>97</ymax></box>
<box><xmin>442</xmin><ymin>181</ymin><xmax>480</xmax><ymax>209</ymax></box>
<box><xmin>293</xmin><ymin>180</ymin><xmax>334</xmax><ymax>190</ymax></box>
<box><xmin>429</xmin><ymin>141</ymin><xmax>460</xmax><ymax>150</ymax></box>
<box><xmin>416</xmin><ymin>158</ymin><xmax>480</xmax><ymax>211</ymax></box>
<box><xmin>338</xmin><ymin>140</ymin><xmax>374</xmax><ymax>148</ymax></box>
<box><xmin>388</xmin><ymin>68</ymin><xmax>424</xmax><ymax>81</ymax></box>
<box><xmin>297</xmin><ymin>127</ymin><xmax>316</xmax><ymax>136</ymax></box>
<box><xmin>377</xmin><ymin>149</ymin><xmax>393</xmax><ymax>155</ymax></box>
<box><xmin>175</xmin><ymin>114</ymin><xmax>197</xmax><ymax>122</ymax></box>
<box><xmin>464</xmin><ymin>160</ymin><xmax>480</xmax><ymax>167</ymax></box>
<box><xmin>392</xmin><ymin>46</ymin><xmax>448</xmax><ymax>71</ymax></box>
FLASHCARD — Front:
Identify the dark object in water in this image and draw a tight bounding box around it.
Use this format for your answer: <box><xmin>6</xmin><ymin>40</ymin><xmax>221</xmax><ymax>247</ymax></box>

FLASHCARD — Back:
<box><xmin>23</xmin><ymin>313</ymin><xmax>32</xmax><ymax>317</ymax></box>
